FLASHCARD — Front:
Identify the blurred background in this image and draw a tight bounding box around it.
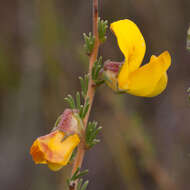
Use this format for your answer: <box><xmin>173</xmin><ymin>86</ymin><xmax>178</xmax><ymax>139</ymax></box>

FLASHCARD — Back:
<box><xmin>0</xmin><ymin>0</ymin><xmax>190</xmax><ymax>189</ymax></box>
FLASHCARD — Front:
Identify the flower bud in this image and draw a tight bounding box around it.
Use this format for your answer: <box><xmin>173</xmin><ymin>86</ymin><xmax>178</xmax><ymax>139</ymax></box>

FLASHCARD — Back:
<box><xmin>103</xmin><ymin>60</ymin><xmax>123</xmax><ymax>92</ymax></box>
<box><xmin>55</xmin><ymin>109</ymin><xmax>83</xmax><ymax>136</ymax></box>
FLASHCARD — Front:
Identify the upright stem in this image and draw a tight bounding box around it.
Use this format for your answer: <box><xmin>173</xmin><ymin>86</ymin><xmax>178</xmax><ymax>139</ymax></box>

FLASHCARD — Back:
<box><xmin>70</xmin><ymin>0</ymin><xmax>100</xmax><ymax>188</ymax></box>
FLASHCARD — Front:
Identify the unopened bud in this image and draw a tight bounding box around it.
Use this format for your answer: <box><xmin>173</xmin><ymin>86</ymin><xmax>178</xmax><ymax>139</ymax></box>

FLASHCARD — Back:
<box><xmin>55</xmin><ymin>109</ymin><xmax>83</xmax><ymax>136</ymax></box>
<box><xmin>103</xmin><ymin>60</ymin><xmax>123</xmax><ymax>91</ymax></box>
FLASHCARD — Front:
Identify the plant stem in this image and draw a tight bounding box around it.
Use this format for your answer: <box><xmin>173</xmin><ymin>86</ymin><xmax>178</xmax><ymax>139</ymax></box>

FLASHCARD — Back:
<box><xmin>70</xmin><ymin>0</ymin><xmax>99</xmax><ymax>189</ymax></box>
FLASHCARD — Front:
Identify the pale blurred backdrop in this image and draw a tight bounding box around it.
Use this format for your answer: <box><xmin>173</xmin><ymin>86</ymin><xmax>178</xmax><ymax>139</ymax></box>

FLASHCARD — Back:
<box><xmin>0</xmin><ymin>0</ymin><xmax>190</xmax><ymax>190</ymax></box>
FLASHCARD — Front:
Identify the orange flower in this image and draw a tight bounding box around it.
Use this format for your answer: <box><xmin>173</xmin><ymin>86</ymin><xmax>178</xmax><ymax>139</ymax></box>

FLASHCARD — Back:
<box><xmin>30</xmin><ymin>130</ymin><xmax>80</xmax><ymax>171</ymax></box>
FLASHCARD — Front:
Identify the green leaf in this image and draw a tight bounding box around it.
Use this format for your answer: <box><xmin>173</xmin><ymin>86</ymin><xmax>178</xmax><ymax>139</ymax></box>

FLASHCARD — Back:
<box><xmin>94</xmin><ymin>80</ymin><xmax>104</xmax><ymax>86</ymax></box>
<box><xmin>79</xmin><ymin>105</ymin><xmax>84</xmax><ymax>118</ymax></box>
<box><xmin>81</xmin><ymin>180</ymin><xmax>89</xmax><ymax>190</ymax></box>
<box><xmin>79</xmin><ymin>74</ymin><xmax>89</xmax><ymax>98</ymax></box>
<box><xmin>81</xmin><ymin>103</ymin><xmax>89</xmax><ymax>119</ymax></box>
<box><xmin>95</xmin><ymin>64</ymin><xmax>102</xmax><ymax>79</ymax></box>
<box><xmin>69</xmin><ymin>149</ymin><xmax>77</xmax><ymax>163</ymax></box>
<box><xmin>76</xmin><ymin>179</ymin><xmax>89</xmax><ymax>190</ymax></box>
<box><xmin>84</xmin><ymin>74</ymin><xmax>89</xmax><ymax>97</ymax></box>
<box><xmin>83</xmin><ymin>32</ymin><xmax>95</xmax><ymax>55</ymax></box>
<box><xmin>64</xmin><ymin>94</ymin><xmax>76</xmax><ymax>109</ymax></box>
<box><xmin>70</xmin><ymin>168</ymin><xmax>80</xmax><ymax>181</ymax></box>
<box><xmin>70</xmin><ymin>168</ymin><xmax>88</xmax><ymax>181</ymax></box>
<box><xmin>92</xmin><ymin>56</ymin><xmax>103</xmax><ymax>83</ymax></box>
<box><xmin>86</xmin><ymin>121</ymin><xmax>102</xmax><ymax>148</ymax></box>
<box><xmin>81</xmin><ymin>97</ymin><xmax>90</xmax><ymax>119</ymax></box>
<box><xmin>77</xmin><ymin>179</ymin><xmax>83</xmax><ymax>190</ymax></box>
<box><xmin>67</xmin><ymin>168</ymin><xmax>89</xmax><ymax>190</ymax></box>
<box><xmin>85</xmin><ymin>74</ymin><xmax>89</xmax><ymax>88</ymax></box>
<box><xmin>74</xmin><ymin>169</ymin><xmax>88</xmax><ymax>180</ymax></box>
<box><xmin>76</xmin><ymin>91</ymin><xmax>81</xmax><ymax>110</ymax></box>
<box><xmin>98</xmin><ymin>17</ymin><xmax>108</xmax><ymax>43</ymax></box>
<box><xmin>79</xmin><ymin>76</ymin><xmax>85</xmax><ymax>93</ymax></box>
<box><xmin>92</xmin><ymin>63</ymin><xmax>96</xmax><ymax>81</ymax></box>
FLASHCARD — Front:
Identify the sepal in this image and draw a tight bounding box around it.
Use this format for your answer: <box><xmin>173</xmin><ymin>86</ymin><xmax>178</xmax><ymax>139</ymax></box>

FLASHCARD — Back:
<box><xmin>103</xmin><ymin>60</ymin><xmax>123</xmax><ymax>92</ymax></box>
<box><xmin>54</xmin><ymin>109</ymin><xmax>84</xmax><ymax>137</ymax></box>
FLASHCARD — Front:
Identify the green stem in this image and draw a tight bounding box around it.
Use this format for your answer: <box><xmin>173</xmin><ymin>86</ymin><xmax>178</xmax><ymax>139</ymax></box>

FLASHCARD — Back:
<box><xmin>69</xmin><ymin>0</ymin><xmax>100</xmax><ymax>189</ymax></box>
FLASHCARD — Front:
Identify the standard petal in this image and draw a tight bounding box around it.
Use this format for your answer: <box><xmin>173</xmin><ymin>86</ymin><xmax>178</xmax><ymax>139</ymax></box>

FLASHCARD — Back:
<box><xmin>110</xmin><ymin>19</ymin><xmax>146</xmax><ymax>73</ymax></box>
<box><xmin>118</xmin><ymin>51</ymin><xmax>171</xmax><ymax>97</ymax></box>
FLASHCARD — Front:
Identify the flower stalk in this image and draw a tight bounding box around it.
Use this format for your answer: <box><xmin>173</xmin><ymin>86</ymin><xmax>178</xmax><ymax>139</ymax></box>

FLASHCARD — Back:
<box><xmin>70</xmin><ymin>0</ymin><xmax>100</xmax><ymax>188</ymax></box>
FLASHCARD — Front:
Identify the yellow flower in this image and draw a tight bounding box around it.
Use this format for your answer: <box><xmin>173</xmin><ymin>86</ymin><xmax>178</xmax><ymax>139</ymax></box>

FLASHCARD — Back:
<box><xmin>110</xmin><ymin>19</ymin><xmax>171</xmax><ymax>97</ymax></box>
<box><xmin>30</xmin><ymin>130</ymin><xmax>80</xmax><ymax>171</ymax></box>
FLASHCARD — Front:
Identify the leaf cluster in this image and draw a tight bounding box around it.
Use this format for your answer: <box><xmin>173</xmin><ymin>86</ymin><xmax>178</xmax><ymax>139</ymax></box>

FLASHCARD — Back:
<box><xmin>92</xmin><ymin>56</ymin><xmax>104</xmax><ymax>85</ymax></box>
<box><xmin>98</xmin><ymin>17</ymin><xmax>108</xmax><ymax>43</ymax></box>
<box><xmin>83</xmin><ymin>32</ymin><xmax>95</xmax><ymax>55</ymax></box>
<box><xmin>79</xmin><ymin>74</ymin><xmax>89</xmax><ymax>98</ymax></box>
<box><xmin>67</xmin><ymin>168</ymin><xmax>89</xmax><ymax>190</ymax></box>
<box><xmin>65</xmin><ymin>74</ymin><xmax>90</xmax><ymax>119</ymax></box>
<box><xmin>86</xmin><ymin>121</ymin><xmax>102</xmax><ymax>148</ymax></box>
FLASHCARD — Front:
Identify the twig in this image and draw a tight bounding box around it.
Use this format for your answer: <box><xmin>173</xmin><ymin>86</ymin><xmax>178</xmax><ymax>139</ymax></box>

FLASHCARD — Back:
<box><xmin>69</xmin><ymin>0</ymin><xmax>100</xmax><ymax>189</ymax></box>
